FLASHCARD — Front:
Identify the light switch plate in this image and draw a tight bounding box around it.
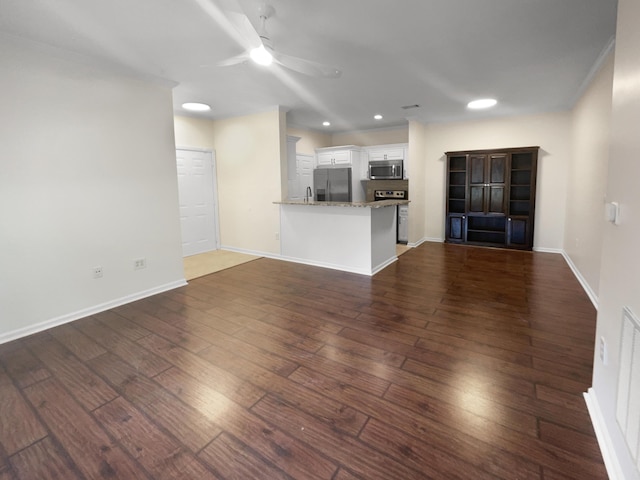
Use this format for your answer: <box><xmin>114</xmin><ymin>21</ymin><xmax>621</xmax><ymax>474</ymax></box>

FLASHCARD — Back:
<box><xmin>605</xmin><ymin>202</ymin><xmax>620</xmax><ymax>225</ymax></box>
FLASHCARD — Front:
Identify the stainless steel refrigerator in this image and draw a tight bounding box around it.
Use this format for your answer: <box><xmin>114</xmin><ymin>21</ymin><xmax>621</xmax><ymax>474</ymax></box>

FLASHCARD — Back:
<box><xmin>313</xmin><ymin>167</ymin><xmax>352</xmax><ymax>202</ymax></box>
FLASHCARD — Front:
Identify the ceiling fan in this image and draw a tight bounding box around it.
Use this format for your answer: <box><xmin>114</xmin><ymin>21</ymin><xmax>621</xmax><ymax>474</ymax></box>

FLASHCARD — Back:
<box><xmin>217</xmin><ymin>3</ymin><xmax>342</xmax><ymax>79</ymax></box>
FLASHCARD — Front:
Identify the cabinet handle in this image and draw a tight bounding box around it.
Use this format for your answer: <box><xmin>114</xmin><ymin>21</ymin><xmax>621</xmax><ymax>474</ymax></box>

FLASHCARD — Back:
<box><xmin>508</xmin><ymin>218</ymin><xmax>512</xmax><ymax>221</ymax></box>
<box><xmin>462</xmin><ymin>215</ymin><xmax>466</xmax><ymax>219</ymax></box>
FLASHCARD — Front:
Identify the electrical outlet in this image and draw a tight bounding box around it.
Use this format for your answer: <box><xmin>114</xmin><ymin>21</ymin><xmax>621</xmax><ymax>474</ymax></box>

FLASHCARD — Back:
<box><xmin>599</xmin><ymin>336</ymin><xmax>607</xmax><ymax>365</ymax></box>
<box><xmin>134</xmin><ymin>258</ymin><xmax>147</xmax><ymax>270</ymax></box>
<box><xmin>93</xmin><ymin>266</ymin><xmax>103</xmax><ymax>279</ymax></box>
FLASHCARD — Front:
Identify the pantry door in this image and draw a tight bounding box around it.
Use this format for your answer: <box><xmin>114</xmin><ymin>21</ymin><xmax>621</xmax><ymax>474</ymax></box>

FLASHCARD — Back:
<box><xmin>176</xmin><ymin>148</ymin><xmax>219</xmax><ymax>257</ymax></box>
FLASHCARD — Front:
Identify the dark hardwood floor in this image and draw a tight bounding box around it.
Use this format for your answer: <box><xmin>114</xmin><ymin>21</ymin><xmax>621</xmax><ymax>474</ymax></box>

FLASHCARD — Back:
<box><xmin>0</xmin><ymin>243</ymin><xmax>607</xmax><ymax>479</ymax></box>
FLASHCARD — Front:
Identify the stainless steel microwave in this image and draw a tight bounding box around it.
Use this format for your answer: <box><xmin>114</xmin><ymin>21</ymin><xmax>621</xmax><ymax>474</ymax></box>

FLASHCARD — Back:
<box><xmin>369</xmin><ymin>159</ymin><xmax>403</xmax><ymax>179</ymax></box>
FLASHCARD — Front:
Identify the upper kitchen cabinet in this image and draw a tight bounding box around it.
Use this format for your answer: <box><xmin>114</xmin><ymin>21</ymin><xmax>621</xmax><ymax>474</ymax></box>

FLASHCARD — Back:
<box><xmin>315</xmin><ymin>146</ymin><xmax>367</xmax><ymax>180</ymax></box>
<box><xmin>445</xmin><ymin>146</ymin><xmax>539</xmax><ymax>250</ymax></box>
<box><xmin>365</xmin><ymin>143</ymin><xmax>408</xmax><ymax>178</ymax></box>
<box><xmin>367</xmin><ymin>145</ymin><xmax>406</xmax><ymax>161</ymax></box>
<box><xmin>316</xmin><ymin>146</ymin><xmax>361</xmax><ymax>166</ymax></box>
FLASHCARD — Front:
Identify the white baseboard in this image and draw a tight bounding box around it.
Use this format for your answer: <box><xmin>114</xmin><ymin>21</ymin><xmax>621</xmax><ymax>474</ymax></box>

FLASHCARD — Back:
<box><xmin>409</xmin><ymin>236</ymin><xmax>443</xmax><ymax>247</ymax></box>
<box><xmin>584</xmin><ymin>389</ymin><xmax>625</xmax><ymax>480</ymax></box>
<box><xmin>0</xmin><ymin>279</ymin><xmax>187</xmax><ymax>345</ymax></box>
<box><xmin>532</xmin><ymin>246</ymin><xmax>563</xmax><ymax>254</ymax></box>
<box><xmin>371</xmin><ymin>256</ymin><xmax>399</xmax><ymax>275</ymax></box>
<box><xmin>219</xmin><ymin>245</ymin><xmax>278</xmax><ymax>260</ymax></box>
<box><xmin>277</xmin><ymin>254</ymin><xmax>385</xmax><ymax>276</ymax></box>
<box><xmin>423</xmin><ymin>237</ymin><xmax>445</xmax><ymax>244</ymax></box>
<box><xmin>561</xmin><ymin>251</ymin><xmax>599</xmax><ymax>309</ymax></box>
<box><xmin>530</xmin><ymin>247</ymin><xmax>598</xmax><ymax>309</ymax></box>
<box><xmin>220</xmin><ymin>245</ymin><xmax>399</xmax><ymax>276</ymax></box>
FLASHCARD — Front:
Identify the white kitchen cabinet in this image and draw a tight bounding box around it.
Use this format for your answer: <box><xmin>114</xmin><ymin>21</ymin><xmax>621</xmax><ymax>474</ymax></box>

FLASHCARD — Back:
<box><xmin>365</xmin><ymin>143</ymin><xmax>409</xmax><ymax>178</ymax></box>
<box><xmin>315</xmin><ymin>146</ymin><xmax>361</xmax><ymax>167</ymax></box>
<box><xmin>315</xmin><ymin>146</ymin><xmax>366</xmax><ymax>201</ymax></box>
<box><xmin>367</xmin><ymin>146</ymin><xmax>405</xmax><ymax>162</ymax></box>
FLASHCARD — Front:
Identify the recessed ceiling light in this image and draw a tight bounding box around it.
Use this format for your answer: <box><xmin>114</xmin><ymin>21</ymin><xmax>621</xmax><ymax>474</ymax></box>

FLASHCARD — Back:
<box><xmin>467</xmin><ymin>98</ymin><xmax>497</xmax><ymax>110</ymax></box>
<box><xmin>182</xmin><ymin>102</ymin><xmax>211</xmax><ymax>112</ymax></box>
<box><xmin>250</xmin><ymin>45</ymin><xmax>273</xmax><ymax>66</ymax></box>
<box><xmin>374</xmin><ymin>114</ymin><xmax>383</xmax><ymax>120</ymax></box>
<box><xmin>322</xmin><ymin>121</ymin><xmax>331</xmax><ymax>127</ymax></box>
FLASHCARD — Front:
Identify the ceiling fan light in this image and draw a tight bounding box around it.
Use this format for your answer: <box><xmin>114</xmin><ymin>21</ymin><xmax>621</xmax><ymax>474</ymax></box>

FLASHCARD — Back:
<box><xmin>467</xmin><ymin>98</ymin><xmax>497</xmax><ymax>109</ymax></box>
<box><xmin>322</xmin><ymin>121</ymin><xmax>331</xmax><ymax>127</ymax></box>
<box><xmin>250</xmin><ymin>45</ymin><xmax>273</xmax><ymax>66</ymax></box>
<box><xmin>182</xmin><ymin>102</ymin><xmax>211</xmax><ymax>112</ymax></box>
<box><xmin>374</xmin><ymin>114</ymin><xmax>383</xmax><ymax>120</ymax></box>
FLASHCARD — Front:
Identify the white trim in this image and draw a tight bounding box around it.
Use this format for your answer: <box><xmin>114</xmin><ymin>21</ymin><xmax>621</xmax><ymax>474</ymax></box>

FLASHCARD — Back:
<box><xmin>277</xmin><ymin>254</ymin><xmax>396</xmax><ymax>277</ymax></box>
<box><xmin>562</xmin><ymin>251</ymin><xmax>599</xmax><ymax>309</ymax></box>
<box><xmin>221</xmin><ymin>245</ymin><xmax>400</xmax><ymax>277</ymax></box>
<box><xmin>220</xmin><ymin>245</ymin><xmax>279</xmax><ymax>260</ymax></box>
<box><xmin>333</xmin><ymin>124</ymin><xmax>408</xmax><ymax>136</ymax></box>
<box><xmin>175</xmin><ymin>145</ymin><xmax>213</xmax><ymax>153</ymax></box>
<box><xmin>584</xmin><ymin>389</ymin><xmax>626</xmax><ymax>480</ymax></box>
<box><xmin>1</xmin><ymin>32</ymin><xmax>178</xmax><ymax>88</ymax></box>
<box><xmin>0</xmin><ymin>280</ymin><xmax>187</xmax><ymax>345</ymax></box>
<box><xmin>185</xmin><ymin>105</ymin><xmax>286</xmax><ymax>122</ymax></box>
<box><xmin>222</xmin><ymin>245</ymin><xmax>399</xmax><ymax>277</ymax></box>
<box><xmin>532</xmin><ymin>246</ymin><xmax>563</xmax><ymax>254</ymax></box>
<box><xmin>570</xmin><ymin>36</ymin><xmax>616</xmax><ymax>108</ymax></box>
<box><xmin>408</xmin><ymin>237</ymin><xmax>442</xmax><ymax>247</ymax></box>
<box><xmin>421</xmin><ymin>237</ymin><xmax>444</xmax><ymax>245</ymax></box>
<box><xmin>288</xmin><ymin>122</ymin><xmax>408</xmax><ymax>136</ymax></box>
<box><xmin>408</xmin><ymin>237</ymin><xmax>425</xmax><ymax>248</ymax></box>
<box><xmin>363</xmin><ymin>143</ymin><xmax>409</xmax><ymax>152</ymax></box>
<box><xmin>372</xmin><ymin>256</ymin><xmax>399</xmax><ymax>275</ymax></box>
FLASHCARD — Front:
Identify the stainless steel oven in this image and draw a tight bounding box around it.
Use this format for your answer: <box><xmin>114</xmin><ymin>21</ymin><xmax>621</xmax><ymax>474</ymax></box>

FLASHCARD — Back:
<box><xmin>374</xmin><ymin>190</ymin><xmax>408</xmax><ymax>244</ymax></box>
<box><xmin>368</xmin><ymin>159</ymin><xmax>403</xmax><ymax>180</ymax></box>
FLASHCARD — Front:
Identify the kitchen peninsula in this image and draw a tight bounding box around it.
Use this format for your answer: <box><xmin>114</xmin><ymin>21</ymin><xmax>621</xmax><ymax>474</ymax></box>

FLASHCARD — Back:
<box><xmin>275</xmin><ymin>199</ymin><xmax>409</xmax><ymax>276</ymax></box>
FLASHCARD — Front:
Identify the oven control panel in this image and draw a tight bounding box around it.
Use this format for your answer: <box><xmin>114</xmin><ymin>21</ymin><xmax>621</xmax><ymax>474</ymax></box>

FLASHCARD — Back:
<box><xmin>374</xmin><ymin>190</ymin><xmax>406</xmax><ymax>199</ymax></box>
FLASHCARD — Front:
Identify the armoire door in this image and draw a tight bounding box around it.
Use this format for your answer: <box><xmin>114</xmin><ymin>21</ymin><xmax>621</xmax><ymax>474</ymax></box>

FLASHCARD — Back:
<box><xmin>468</xmin><ymin>153</ymin><xmax>507</xmax><ymax>215</ymax></box>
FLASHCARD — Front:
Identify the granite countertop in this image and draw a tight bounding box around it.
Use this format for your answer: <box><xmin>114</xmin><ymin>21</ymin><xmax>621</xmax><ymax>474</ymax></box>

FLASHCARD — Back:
<box><xmin>274</xmin><ymin>199</ymin><xmax>409</xmax><ymax>208</ymax></box>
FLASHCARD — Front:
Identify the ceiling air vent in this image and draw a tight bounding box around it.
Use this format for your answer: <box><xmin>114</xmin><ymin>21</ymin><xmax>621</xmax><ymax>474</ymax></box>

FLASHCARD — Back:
<box><xmin>401</xmin><ymin>104</ymin><xmax>420</xmax><ymax>110</ymax></box>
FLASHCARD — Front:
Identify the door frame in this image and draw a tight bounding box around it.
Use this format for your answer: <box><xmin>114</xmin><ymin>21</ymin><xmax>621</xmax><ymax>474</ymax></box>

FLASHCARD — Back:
<box><xmin>175</xmin><ymin>146</ymin><xmax>221</xmax><ymax>254</ymax></box>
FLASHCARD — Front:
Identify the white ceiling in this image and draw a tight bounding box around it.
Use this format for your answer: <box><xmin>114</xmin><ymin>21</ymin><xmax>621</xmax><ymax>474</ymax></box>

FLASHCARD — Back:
<box><xmin>0</xmin><ymin>0</ymin><xmax>618</xmax><ymax>133</ymax></box>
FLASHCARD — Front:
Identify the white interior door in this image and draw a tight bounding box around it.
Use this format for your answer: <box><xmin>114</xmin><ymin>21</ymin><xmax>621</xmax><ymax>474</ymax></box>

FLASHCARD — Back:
<box><xmin>176</xmin><ymin>148</ymin><xmax>219</xmax><ymax>257</ymax></box>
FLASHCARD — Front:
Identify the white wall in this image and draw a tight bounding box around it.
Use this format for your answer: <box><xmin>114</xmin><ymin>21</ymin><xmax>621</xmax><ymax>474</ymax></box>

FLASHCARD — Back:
<box><xmin>588</xmin><ymin>0</ymin><xmax>640</xmax><ymax>477</ymax></box>
<box><xmin>175</xmin><ymin>110</ymin><xmax>285</xmax><ymax>256</ymax></box>
<box><xmin>331</xmin><ymin>126</ymin><xmax>408</xmax><ymax>147</ymax></box>
<box><xmin>287</xmin><ymin>126</ymin><xmax>331</xmax><ymax>155</ymax></box>
<box><xmin>565</xmin><ymin>53</ymin><xmax>614</xmax><ymax>303</ymax></box>
<box><xmin>174</xmin><ymin>115</ymin><xmax>216</xmax><ymax>150</ymax></box>
<box><xmin>287</xmin><ymin>125</ymin><xmax>409</xmax><ymax>154</ymax></box>
<box><xmin>407</xmin><ymin>121</ymin><xmax>428</xmax><ymax>244</ymax></box>
<box><xmin>422</xmin><ymin>113</ymin><xmax>572</xmax><ymax>249</ymax></box>
<box><xmin>0</xmin><ymin>38</ymin><xmax>185</xmax><ymax>342</ymax></box>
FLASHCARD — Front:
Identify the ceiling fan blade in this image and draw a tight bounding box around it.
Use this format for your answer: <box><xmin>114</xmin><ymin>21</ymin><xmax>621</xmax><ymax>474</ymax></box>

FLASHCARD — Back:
<box><xmin>273</xmin><ymin>52</ymin><xmax>342</xmax><ymax>79</ymax></box>
<box><xmin>227</xmin><ymin>11</ymin><xmax>263</xmax><ymax>50</ymax></box>
<box><xmin>215</xmin><ymin>52</ymin><xmax>250</xmax><ymax>67</ymax></box>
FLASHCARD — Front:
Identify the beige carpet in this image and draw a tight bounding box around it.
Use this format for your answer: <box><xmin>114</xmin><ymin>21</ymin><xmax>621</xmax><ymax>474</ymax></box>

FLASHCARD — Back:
<box><xmin>183</xmin><ymin>250</ymin><xmax>261</xmax><ymax>280</ymax></box>
<box><xmin>396</xmin><ymin>244</ymin><xmax>412</xmax><ymax>256</ymax></box>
